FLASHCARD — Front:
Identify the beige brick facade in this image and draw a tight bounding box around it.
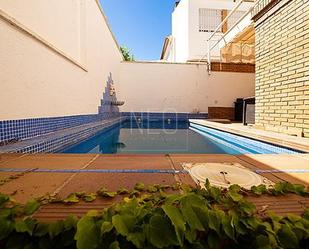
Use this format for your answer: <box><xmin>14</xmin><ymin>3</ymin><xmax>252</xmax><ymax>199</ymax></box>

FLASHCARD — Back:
<box><xmin>255</xmin><ymin>0</ymin><xmax>309</xmax><ymax>137</ymax></box>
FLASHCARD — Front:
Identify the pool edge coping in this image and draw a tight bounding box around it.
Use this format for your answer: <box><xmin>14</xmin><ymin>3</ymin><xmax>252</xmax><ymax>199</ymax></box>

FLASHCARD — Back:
<box><xmin>189</xmin><ymin>119</ymin><xmax>309</xmax><ymax>154</ymax></box>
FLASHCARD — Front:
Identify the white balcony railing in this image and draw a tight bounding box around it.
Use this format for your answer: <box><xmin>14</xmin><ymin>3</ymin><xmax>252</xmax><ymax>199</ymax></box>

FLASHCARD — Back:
<box><xmin>200</xmin><ymin>0</ymin><xmax>255</xmax><ymax>73</ymax></box>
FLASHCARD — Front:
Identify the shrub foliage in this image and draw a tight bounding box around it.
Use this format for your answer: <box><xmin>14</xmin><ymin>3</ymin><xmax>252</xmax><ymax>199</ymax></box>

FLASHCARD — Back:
<box><xmin>0</xmin><ymin>181</ymin><xmax>308</xmax><ymax>249</ymax></box>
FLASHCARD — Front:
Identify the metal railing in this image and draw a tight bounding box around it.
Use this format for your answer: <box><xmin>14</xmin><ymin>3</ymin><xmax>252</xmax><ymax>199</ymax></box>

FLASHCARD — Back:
<box><xmin>201</xmin><ymin>0</ymin><xmax>255</xmax><ymax>74</ymax></box>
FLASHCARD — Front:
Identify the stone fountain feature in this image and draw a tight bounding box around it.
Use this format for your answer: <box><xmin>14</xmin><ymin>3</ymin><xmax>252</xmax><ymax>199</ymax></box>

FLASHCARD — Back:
<box><xmin>98</xmin><ymin>73</ymin><xmax>124</xmax><ymax>117</ymax></box>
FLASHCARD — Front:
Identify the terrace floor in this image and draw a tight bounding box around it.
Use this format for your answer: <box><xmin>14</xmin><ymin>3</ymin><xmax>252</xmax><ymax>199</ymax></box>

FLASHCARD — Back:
<box><xmin>0</xmin><ymin>153</ymin><xmax>308</xmax><ymax>221</ymax></box>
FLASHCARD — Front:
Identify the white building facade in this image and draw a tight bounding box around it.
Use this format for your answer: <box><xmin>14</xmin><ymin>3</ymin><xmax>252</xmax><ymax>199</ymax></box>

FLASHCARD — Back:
<box><xmin>161</xmin><ymin>0</ymin><xmax>253</xmax><ymax>63</ymax></box>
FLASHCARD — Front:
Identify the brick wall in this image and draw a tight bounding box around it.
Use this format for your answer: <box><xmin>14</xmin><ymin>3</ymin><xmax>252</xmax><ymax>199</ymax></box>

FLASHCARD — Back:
<box><xmin>255</xmin><ymin>0</ymin><xmax>309</xmax><ymax>137</ymax></box>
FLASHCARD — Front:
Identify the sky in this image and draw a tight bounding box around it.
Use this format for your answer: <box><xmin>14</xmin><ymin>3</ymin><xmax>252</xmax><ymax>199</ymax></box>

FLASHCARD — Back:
<box><xmin>100</xmin><ymin>0</ymin><xmax>176</xmax><ymax>61</ymax></box>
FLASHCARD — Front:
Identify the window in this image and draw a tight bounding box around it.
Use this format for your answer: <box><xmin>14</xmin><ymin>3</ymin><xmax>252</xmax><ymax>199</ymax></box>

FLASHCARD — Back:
<box><xmin>199</xmin><ymin>8</ymin><xmax>222</xmax><ymax>32</ymax></box>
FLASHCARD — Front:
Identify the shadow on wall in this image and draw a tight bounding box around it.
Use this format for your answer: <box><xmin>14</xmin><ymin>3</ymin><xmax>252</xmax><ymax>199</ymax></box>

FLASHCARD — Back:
<box><xmin>98</xmin><ymin>73</ymin><xmax>124</xmax><ymax>117</ymax></box>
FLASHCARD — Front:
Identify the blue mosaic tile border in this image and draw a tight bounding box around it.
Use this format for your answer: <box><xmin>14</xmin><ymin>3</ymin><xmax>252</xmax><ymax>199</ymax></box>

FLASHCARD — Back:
<box><xmin>121</xmin><ymin>112</ymin><xmax>208</xmax><ymax>121</ymax></box>
<box><xmin>0</xmin><ymin>112</ymin><xmax>207</xmax><ymax>153</ymax></box>
<box><xmin>0</xmin><ymin>113</ymin><xmax>120</xmax><ymax>144</ymax></box>
<box><xmin>0</xmin><ymin>117</ymin><xmax>124</xmax><ymax>153</ymax></box>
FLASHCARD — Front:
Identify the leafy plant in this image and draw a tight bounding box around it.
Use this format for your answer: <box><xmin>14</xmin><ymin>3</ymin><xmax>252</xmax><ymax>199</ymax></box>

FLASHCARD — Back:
<box><xmin>120</xmin><ymin>46</ymin><xmax>135</xmax><ymax>61</ymax></box>
<box><xmin>0</xmin><ymin>182</ymin><xmax>308</xmax><ymax>249</ymax></box>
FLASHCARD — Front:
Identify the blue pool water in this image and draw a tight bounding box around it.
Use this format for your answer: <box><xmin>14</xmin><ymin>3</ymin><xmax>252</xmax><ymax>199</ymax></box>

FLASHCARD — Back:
<box><xmin>62</xmin><ymin>120</ymin><xmax>301</xmax><ymax>154</ymax></box>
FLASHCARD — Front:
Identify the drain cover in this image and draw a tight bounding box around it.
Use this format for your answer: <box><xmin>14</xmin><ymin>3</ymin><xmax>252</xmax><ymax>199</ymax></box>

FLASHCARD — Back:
<box><xmin>183</xmin><ymin>163</ymin><xmax>272</xmax><ymax>189</ymax></box>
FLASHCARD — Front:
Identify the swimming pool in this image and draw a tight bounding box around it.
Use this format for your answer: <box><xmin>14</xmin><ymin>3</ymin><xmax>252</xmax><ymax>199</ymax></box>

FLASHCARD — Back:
<box><xmin>62</xmin><ymin>120</ymin><xmax>301</xmax><ymax>154</ymax></box>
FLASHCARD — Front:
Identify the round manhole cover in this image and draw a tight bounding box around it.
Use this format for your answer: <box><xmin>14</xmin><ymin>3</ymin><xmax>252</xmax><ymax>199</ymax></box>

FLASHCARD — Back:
<box><xmin>188</xmin><ymin>163</ymin><xmax>270</xmax><ymax>189</ymax></box>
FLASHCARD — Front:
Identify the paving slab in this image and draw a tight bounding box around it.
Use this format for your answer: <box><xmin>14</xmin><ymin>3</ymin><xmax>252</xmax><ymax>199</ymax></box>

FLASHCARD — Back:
<box><xmin>56</xmin><ymin>154</ymin><xmax>187</xmax><ymax>198</ymax></box>
<box><xmin>0</xmin><ymin>154</ymin><xmax>308</xmax><ymax>219</ymax></box>
<box><xmin>0</xmin><ymin>154</ymin><xmax>98</xmax><ymax>203</ymax></box>
<box><xmin>247</xmin><ymin>194</ymin><xmax>309</xmax><ymax>216</ymax></box>
<box><xmin>237</xmin><ymin>154</ymin><xmax>309</xmax><ymax>185</ymax></box>
<box><xmin>87</xmin><ymin>154</ymin><xmax>173</xmax><ymax>170</ymax></box>
<box><xmin>0</xmin><ymin>154</ymin><xmax>96</xmax><ymax>169</ymax></box>
<box><xmin>0</xmin><ymin>153</ymin><xmax>27</xmax><ymax>163</ymax></box>
<box><xmin>57</xmin><ymin>172</ymin><xmax>178</xmax><ymax>198</ymax></box>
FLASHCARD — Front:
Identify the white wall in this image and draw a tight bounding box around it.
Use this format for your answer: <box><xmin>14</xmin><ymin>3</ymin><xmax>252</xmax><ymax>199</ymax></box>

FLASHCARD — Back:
<box><xmin>119</xmin><ymin>61</ymin><xmax>255</xmax><ymax>113</ymax></box>
<box><xmin>171</xmin><ymin>0</ymin><xmax>189</xmax><ymax>62</ymax></box>
<box><xmin>0</xmin><ymin>0</ymin><xmax>123</xmax><ymax>120</ymax></box>
<box><xmin>188</xmin><ymin>0</ymin><xmax>253</xmax><ymax>61</ymax></box>
<box><xmin>169</xmin><ymin>0</ymin><xmax>253</xmax><ymax>62</ymax></box>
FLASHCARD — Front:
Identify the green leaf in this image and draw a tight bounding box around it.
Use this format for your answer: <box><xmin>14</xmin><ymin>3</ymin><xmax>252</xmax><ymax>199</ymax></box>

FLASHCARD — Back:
<box><xmin>228</xmin><ymin>191</ymin><xmax>243</xmax><ymax>202</ymax></box>
<box><xmin>0</xmin><ymin>193</ymin><xmax>10</xmax><ymax>207</ymax></box>
<box><xmin>185</xmin><ymin>226</ymin><xmax>197</xmax><ymax>243</ymax></box>
<box><xmin>229</xmin><ymin>184</ymin><xmax>241</xmax><ymax>193</ymax></box>
<box><xmin>251</xmin><ymin>185</ymin><xmax>268</xmax><ymax>196</ymax></box>
<box><xmin>82</xmin><ymin>193</ymin><xmax>96</xmax><ymax>202</ymax></box>
<box><xmin>75</xmin><ymin>216</ymin><xmax>100</xmax><ymax>249</ymax></box>
<box><xmin>97</xmin><ymin>188</ymin><xmax>117</xmax><ymax>198</ymax></box>
<box><xmin>63</xmin><ymin>193</ymin><xmax>79</xmax><ymax>204</ymax></box>
<box><xmin>146</xmin><ymin>215</ymin><xmax>178</xmax><ymax>248</ymax></box>
<box><xmin>117</xmin><ymin>188</ymin><xmax>129</xmax><ymax>195</ymax></box>
<box><xmin>101</xmin><ymin>221</ymin><xmax>113</xmax><ymax>234</ymax></box>
<box><xmin>287</xmin><ymin>214</ymin><xmax>302</xmax><ymax>223</ymax></box>
<box><xmin>147</xmin><ymin>185</ymin><xmax>159</xmax><ymax>193</ymax></box>
<box><xmin>23</xmin><ymin>200</ymin><xmax>40</xmax><ymax>215</ymax></box>
<box><xmin>134</xmin><ymin>182</ymin><xmax>145</xmax><ymax>191</ymax></box>
<box><xmin>112</xmin><ymin>214</ymin><xmax>135</xmax><ymax>236</ymax></box>
<box><xmin>34</xmin><ymin>223</ymin><xmax>49</xmax><ymax>237</ymax></box>
<box><xmin>277</xmin><ymin>223</ymin><xmax>299</xmax><ymax>249</ymax></box>
<box><xmin>255</xmin><ymin>235</ymin><xmax>272</xmax><ymax>249</ymax></box>
<box><xmin>48</xmin><ymin>221</ymin><xmax>64</xmax><ymax>238</ymax></box>
<box><xmin>293</xmin><ymin>184</ymin><xmax>307</xmax><ymax>196</ymax></box>
<box><xmin>87</xmin><ymin>210</ymin><xmax>99</xmax><ymax>217</ymax></box>
<box><xmin>272</xmin><ymin>182</ymin><xmax>285</xmax><ymax>195</ymax></box>
<box><xmin>162</xmin><ymin>204</ymin><xmax>186</xmax><ymax>245</ymax></box>
<box><xmin>63</xmin><ymin>215</ymin><xmax>78</xmax><ymax>230</ymax></box>
<box><xmin>0</xmin><ymin>208</ymin><xmax>12</xmax><ymax>219</ymax></box>
<box><xmin>0</xmin><ymin>218</ymin><xmax>14</xmax><ymax>240</ymax></box>
<box><xmin>180</xmin><ymin>195</ymin><xmax>205</xmax><ymax>231</ymax></box>
<box><xmin>129</xmin><ymin>190</ymin><xmax>140</xmax><ymax>198</ymax></box>
<box><xmin>109</xmin><ymin>241</ymin><xmax>120</xmax><ymax>249</ymax></box>
<box><xmin>303</xmin><ymin>209</ymin><xmax>309</xmax><ymax>220</ymax></box>
<box><xmin>207</xmin><ymin>231</ymin><xmax>220</xmax><ymax>249</ymax></box>
<box><xmin>238</xmin><ymin>200</ymin><xmax>256</xmax><ymax>215</ymax></box>
<box><xmin>208</xmin><ymin>210</ymin><xmax>221</xmax><ymax>233</ymax></box>
<box><xmin>221</xmin><ymin>214</ymin><xmax>234</xmax><ymax>240</ymax></box>
<box><xmin>191</xmin><ymin>206</ymin><xmax>209</xmax><ymax>230</ymax></box>
<box><xmin>15</xmin><ymin>218</ymin><xmax>36</xmax><ymax>235</ymax></box>
<box><xmin>127</xmin><ymin>232</ymin><xmax>145</xmax><ymax>248</ymax></box>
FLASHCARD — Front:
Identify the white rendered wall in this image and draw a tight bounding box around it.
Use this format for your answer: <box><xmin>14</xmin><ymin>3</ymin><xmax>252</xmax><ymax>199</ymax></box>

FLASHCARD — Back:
<box><xmin>170</xmin><ymin>0</ymin><xmax>189</xmax><ymax>63</ymax></box>
<box><xmin>169</xmin><ymin>0</ymin><xmax>253</xmax><ymax>62</ymax></box>
<box><xmin>188</xmin><ymin>0</ymin><xmax>253</xmax><ymax>61</ymax></box>
<box><xmin>0</xmin><ymin>0</ymin><xmax>123</xmax><ymax>120</ymax></box>
<box><xmin>119</xmin><ymin>61</ymin><xmax>255</xmax><ymax>113</ymax></box>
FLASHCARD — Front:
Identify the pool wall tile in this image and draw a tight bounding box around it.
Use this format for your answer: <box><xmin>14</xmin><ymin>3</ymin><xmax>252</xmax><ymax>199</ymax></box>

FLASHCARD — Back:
<box><xmin>0</xmin><ymin>117</ymin><xmax>124</xmax><ymax>153</ymax></box>
<box><xmin>0</xmin><ymin>113</ymin><xmax>121</xmax><ymax>144</ymax></box>
<box><xmin>0</xmin><ymin>112</ymin><xmax>207</xmax><ymax>153</ymax></box>
<box><xmin>0</xmin><ymin>112</ymin><xmax>208</xmax><ymax>144</ymax></box>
